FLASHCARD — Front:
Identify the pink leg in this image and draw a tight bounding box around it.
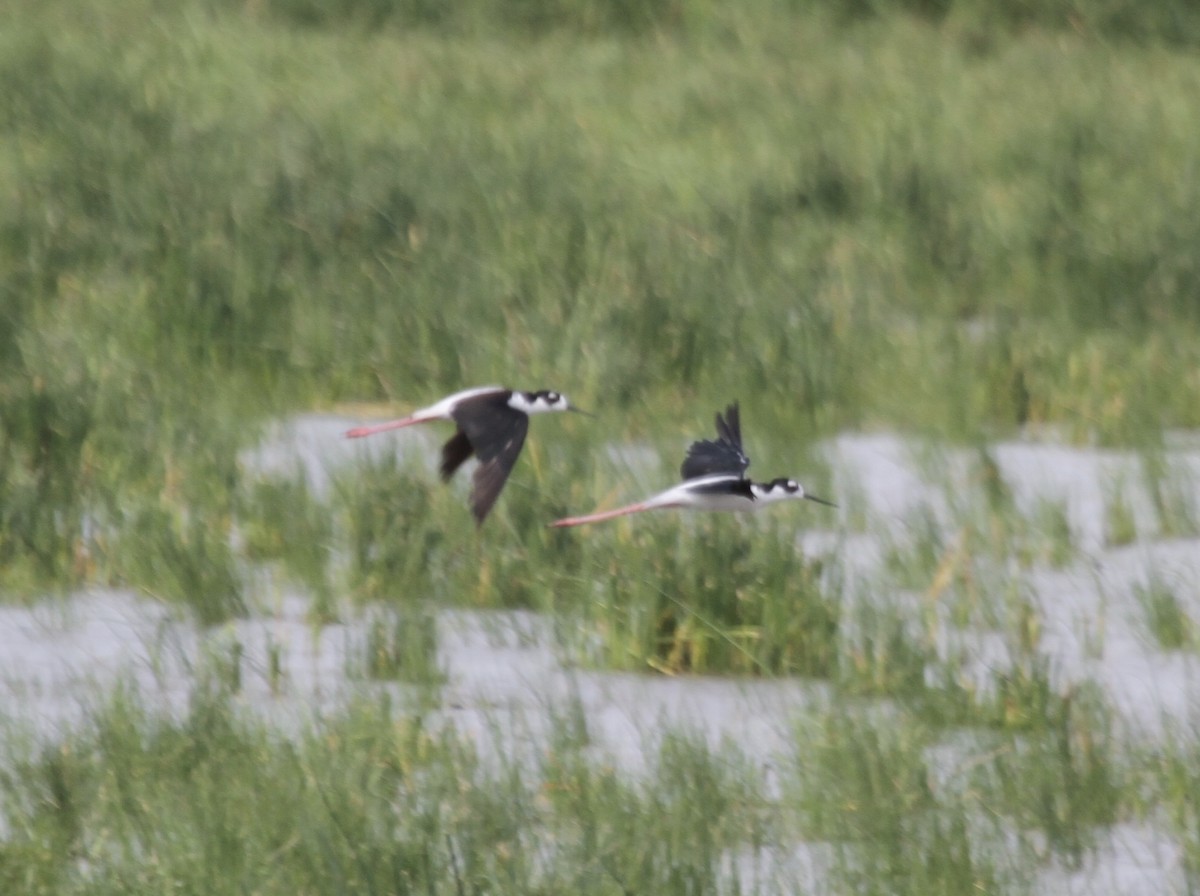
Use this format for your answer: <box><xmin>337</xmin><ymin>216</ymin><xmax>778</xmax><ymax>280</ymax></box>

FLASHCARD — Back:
<box><xmin>344</xmin><ymin>416</ymin><xmax>426</xmax><ymax>439</ymax></box>
<box><xmin>548</xmin><ymin>502</ymin><xmax>654</xmax><ymax>528</ymax></box>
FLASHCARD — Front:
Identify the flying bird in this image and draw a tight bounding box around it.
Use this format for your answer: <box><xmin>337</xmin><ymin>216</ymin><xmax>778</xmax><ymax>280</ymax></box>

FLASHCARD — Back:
<box><xmin>549</xmin><ymin>402</ymin><xmax>833</xmax><ymax>528</ymax></box>
<box><xmin>346</xmin><ymin>385</ymin><xmax>585</xmax><ymax>524</ymax></box>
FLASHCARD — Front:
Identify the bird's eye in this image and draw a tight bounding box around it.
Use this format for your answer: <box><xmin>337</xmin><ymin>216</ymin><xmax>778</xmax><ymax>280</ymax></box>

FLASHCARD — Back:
<box><xmin>787</xmin><ymin>480</ymin><xmax>799</xmax><ymax>491</ymax></box>
<box><xmin>546</xmin><ymin>391</ymin><xmax>560</xmax><ymax>403</ymax></box>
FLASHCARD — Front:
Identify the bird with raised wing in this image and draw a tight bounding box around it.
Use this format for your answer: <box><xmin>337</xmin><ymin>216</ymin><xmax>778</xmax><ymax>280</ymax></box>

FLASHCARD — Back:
<box><xmin>549</xmin><ymin>402</ymin><xmax>833</xmax><ymax>528</ymax></box>
<box><xmin>346</xmin><ymin>385</ymin><xmax>586</xmax><ymax>525</ymax></box>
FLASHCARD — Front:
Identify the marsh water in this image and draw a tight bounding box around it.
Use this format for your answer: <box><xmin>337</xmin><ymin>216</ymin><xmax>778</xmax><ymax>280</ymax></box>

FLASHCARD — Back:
<box><xmin>3</xmin><ymin>416</ymin><xmax>1198</xmax><ymax>893</ymax></box>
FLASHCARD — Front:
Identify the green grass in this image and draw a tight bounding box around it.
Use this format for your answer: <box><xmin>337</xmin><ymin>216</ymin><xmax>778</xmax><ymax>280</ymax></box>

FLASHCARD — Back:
<box><xmin>970</xmin><ymin>683</ymin><xmax>1126</xmax><ymax>864</ymax></box>
<box><xmin>3</xmin><ymin>0</ymin><xmax>1200</xmax><ymax>891</ymax></box>
<box><xmin>0</xmin><ymin>652</ymin><xmax>1155</xmax><ymax>896</ymax></box>
<box><xmin>6</xmin><ymin>0</ymin><xmax>1200</xmax><ymax>601</ymax></box>
<box><xmin>784</xmin><ymin>674</ymin><xmax>1133</xmax><ymax>890</ymax></box>
<box><xmin>105</xmin><ymin>502</ymin><xmax>247</xmax><ymax>626</ymax></box>
<box><xmin>560</xmin><ymin>517</ymin><xmax>840</xmax><ymax>676</ymax></box>
<box><xmin>0</xmin><ymin>679</ymin><xmax>776</xmax><ymax>896</ymax></box>
<box><xmin>1141</xmin><ymin>450</ymin><xmax>1200</xmax><ymax>540</ymax></box>
<box><xmin>0</xmin><ymin>662</ymin><xmax>1115</xmax><ymax>896</ymax></box>
<box><xmin>352</xmin><ymin>605</ymin><xmax>446</xmax><ymax>687</ymax></box>
<box><xmin>787</xmin><ymin>703</ymin><xmax>1026</xmax><ymax>895</ymax></box>
<box><xmin>1148</xmin><ymin>724</ymin><xmax>1200</xmax><ymax>888</ymax></box>
<box><xmin>1104</xmin><ymin>482</ymin><xmax>1140</xmax><ymax>548</ymax></box>
<box><xmin>239</xmin><ymin>476</ymin><xmax>334</xmax><ymax>607</ymax></box>
<box><xmin>1135</xmin><ymin>575</ymin><xmax>1196</xmax><ymax>652</ymax></box>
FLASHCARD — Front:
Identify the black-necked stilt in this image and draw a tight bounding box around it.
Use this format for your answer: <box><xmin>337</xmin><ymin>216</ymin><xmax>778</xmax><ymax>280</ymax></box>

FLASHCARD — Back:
<box><xmin>549</xmin><ymin>402</ymin><xmax>833</xmax><ymax>528</ymax></box>
<box><xmin>346</xmin><ymin>385</ymin><xmax>586</xmax><ymax>525</ymax></box>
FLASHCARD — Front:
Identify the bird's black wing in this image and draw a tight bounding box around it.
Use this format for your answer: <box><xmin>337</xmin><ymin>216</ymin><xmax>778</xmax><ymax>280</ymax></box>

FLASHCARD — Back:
<box><xmin>439</xmin><ymin>430</ymin><xmax>475</xmax><ymax>481</ymax></box>
<box><xmin>452</xmin><ymin>398</ymin><xmax>530</xmax><ymax>524</ymax></box>
<box><xmin>680</xmin><ymin>403</ymin><xmax>750</xmax><ymax>480</ymax></box>
<box><xmin>687</xmin><ymin>474</ymin><xmax>755</xmax><ymax>500</ymax></box>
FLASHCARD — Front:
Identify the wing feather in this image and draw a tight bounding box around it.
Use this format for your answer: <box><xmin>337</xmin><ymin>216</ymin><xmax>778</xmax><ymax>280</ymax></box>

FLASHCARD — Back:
<box><xmin>439</xmin><ymin>430</ymin><xmax>475</xmax><ymax>481</ymax></box>
<box><xmin>679</xmin><ymin>402</ymin><xmax>750</xmax><ymax>480</ymax></box>
<box><xmin>452</xmin><ymin>398</ymin><xmax>530</xmax><ymax>524</ymax></box>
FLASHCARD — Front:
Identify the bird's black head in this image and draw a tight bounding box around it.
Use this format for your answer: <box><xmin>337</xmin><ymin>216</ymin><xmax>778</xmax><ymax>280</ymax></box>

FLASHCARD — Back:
<box><xmin>765</xmin><ymin>477</ymin><xmax>801</xmax><ymax>494</ymax></box>
<box><xmin>514</xmin><ymin>389</ymin><xmax>592</xmax><ymax>416</ymax></box>
<box><xmin>511</xmin><ymin>389</ymin><xmax>577</xmax><ymax>416</ymax></box>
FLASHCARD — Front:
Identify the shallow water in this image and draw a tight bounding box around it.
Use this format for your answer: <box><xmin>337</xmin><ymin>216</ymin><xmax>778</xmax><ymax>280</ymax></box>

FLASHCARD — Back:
<box><xmin>823</xmin><ymin>431</ymin><xmax>1200</xmax><ymax>734</ymax></box>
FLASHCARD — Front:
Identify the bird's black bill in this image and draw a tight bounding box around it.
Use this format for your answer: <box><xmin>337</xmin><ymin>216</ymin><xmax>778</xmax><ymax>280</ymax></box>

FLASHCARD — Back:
<box><xmin>567</xmin><ymin>406</ymin><xmax>595</xmax><ymax>417</ymax></box>
<box><xmin>805</xmin><ymin>493</ymin><xmax>837</xmax><ymax>508</ymax></box>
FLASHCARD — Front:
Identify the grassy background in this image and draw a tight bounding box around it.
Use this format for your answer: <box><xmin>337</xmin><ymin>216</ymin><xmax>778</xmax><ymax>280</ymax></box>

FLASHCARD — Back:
<box><xmin>5</xmin><ymin>0</ymin><xmax>1200</xmax><ymax>595</ymax></box>
<box><xmin>3</xmin><ymin>0</ymin><xmax>1200</xmax><ymax>890</ymax></box>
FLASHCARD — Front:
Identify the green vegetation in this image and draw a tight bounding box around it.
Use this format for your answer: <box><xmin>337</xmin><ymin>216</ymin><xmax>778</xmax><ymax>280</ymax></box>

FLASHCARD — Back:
<box><xmin>6</xmin><ymin>0</ymin><xmax>1200</xmax><ymax>601</ymax></box>
<box><xmin>353</xmin><ymin>604</ymin><xmax>446</xmax><ymax>686</ymax></box>
<box><xmin>1152</xmin><ymin>725</ymin><xmax>1200</xmax><ymax>887</ymax></box>
<box><xmin>1136</xmin><ymin>575</ymin><xmax>1196</xmax><ymax>652</ymax></box>
<box><xmin>789</xmin><ymin>704</ymin><xmax>1023</xmax><ymax>894</ymax></box>
<box><xmin>1142</xmin><ymin>450</ymin><xmax>1200</xmax><ymax>539</ymax></box>
<box><xmin>563</xmin><ymin>518</ymin><xmax>840</xmax><ymax>675</ymax></box>
<box><xmin>3</xmin><ymin>0</ymin><xmax>1200</xmax><ymax>892</ymax></box>
<box><xmin>0</xmin><ymin>682</ymin><xmax>776</xmax><ymax>896</ymax></box>
<box><xmin>1104</xmin><ymin>482</ymin><xmax>1139</xmax><ymax>547</ymax></box>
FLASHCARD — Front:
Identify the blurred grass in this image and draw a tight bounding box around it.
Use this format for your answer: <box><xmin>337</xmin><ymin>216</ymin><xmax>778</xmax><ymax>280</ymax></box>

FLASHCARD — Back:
<box><xmin>1135</xmin><ymin>574</ymin><xmax>1197</xmax><ymax>652</ymax></box>
<box><xmin>559</xmin><ymin>516</ymin><xmax>840</xmax><ymax>675</ymax></box>
<box><xmin>3</xmin><ymin>0</ymin><xmax>1198</xmax><ymax>629</ymax></box>
<box><xmin>788</xmin><ymin>703</ymin><xmax>1023</xmax><ymax>894</ymax></box>
<box><xmin>2</xmin><ymin>0</ymin><xmax>1199</xmax><ymax>892</ymax></box>
<box><xmin>0</xmin><ymin>680</ymin><xmax>776</xmax><ymax>896</ymax></box>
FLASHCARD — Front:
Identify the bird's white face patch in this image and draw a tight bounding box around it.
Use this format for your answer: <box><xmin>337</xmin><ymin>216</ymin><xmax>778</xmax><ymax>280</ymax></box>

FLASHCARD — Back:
<box><xmin>511</xmin><ymin>390</ymin><xmax>568</xmax><ymax>415</ymax></box>
<box><xmin>755</xmin><ymin>478</ymin><xmax>804</xmax><ymax>501</ymax></box>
